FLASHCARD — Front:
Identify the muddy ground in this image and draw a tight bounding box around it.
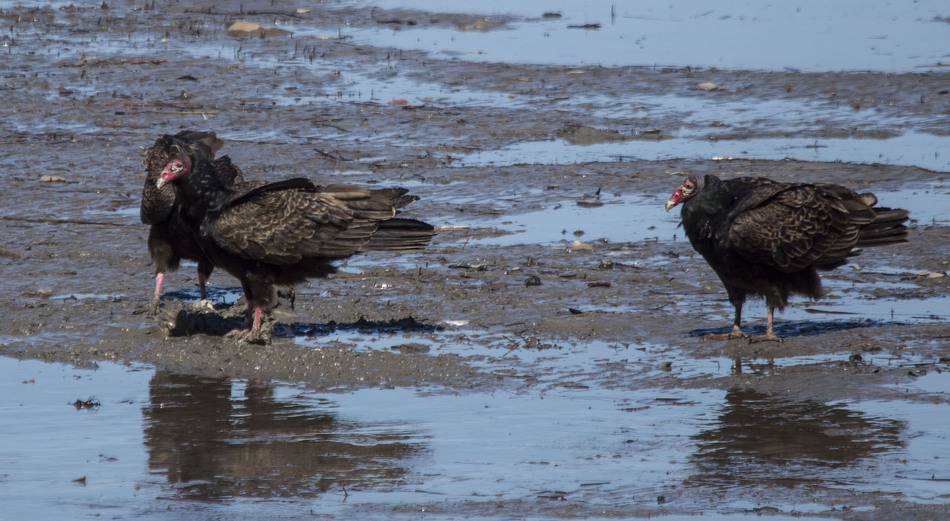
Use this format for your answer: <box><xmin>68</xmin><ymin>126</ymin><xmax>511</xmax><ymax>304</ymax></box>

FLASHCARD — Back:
<box><xmin>1</xmin><ymin>1</ymin><xmax>949</xmax><ymax>519</ymax></box>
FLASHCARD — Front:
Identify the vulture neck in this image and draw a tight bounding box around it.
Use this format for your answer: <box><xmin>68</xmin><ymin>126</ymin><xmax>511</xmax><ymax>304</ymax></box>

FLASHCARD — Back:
<box><xmin>178</xmin><ymin>157</ymin><xmax>233</xmax><ymax>216</ymax></box>
<box><xmin>688</xmin><ymin>175</ymin><xmax>734</xmax><ymax>217</ymax></box>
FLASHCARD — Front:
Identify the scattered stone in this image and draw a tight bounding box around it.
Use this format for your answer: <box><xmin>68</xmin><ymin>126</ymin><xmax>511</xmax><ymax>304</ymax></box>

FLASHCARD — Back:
<box><xmin>577</xmin><ymin>197</ymin><xmax>602</xmax><ymax>208</ymax></box>
<box><xmin>455</xmin><ymin>18</ymin><xmax>501</xmax><ymax>31</ymax></box>
<box><xmin>449</xmin><ymin>262</ymin><xmax>489</xmax><ymax>271</ymax></box>
<box><xmin>226</xmin><ymin>21</ymin><xmax>292</xmax><ymax>37</ymax></box>
<box><xmin>40</xmin><ymin>175</ymin><xmax>67</xmax><ymax>183</ymax></box>
<box><xmin>525</xmin><ymin>274</ymin><xmax>542</xmax><ymax>286</ymax></box>
<box><xmin>571</xmin><ymin>240</ymin><xmax>593</xmax><ymax>252</ymax></box>
<box><xmin>391</xmin><ymin>343</ymin><xmax>430</xmax><ymax>354</ymax></box>
<box><xmin>697</xmin><ymin>81</ymin><xmax>718</xmax><ymax>91</ymax></box>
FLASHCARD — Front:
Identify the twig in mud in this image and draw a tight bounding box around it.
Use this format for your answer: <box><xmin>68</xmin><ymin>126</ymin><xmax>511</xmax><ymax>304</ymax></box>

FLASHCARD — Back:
<box><xmin>163</xmin><ymin>111</ymin><xmax>220</xmax><ymax>116</ymax></box>
<box><xmin>101</xmin><ymin>101</ymin><xmax>195</xmax><ymax>108</ymax></box>
<box><xmin>72</xmin><ymin>58</ymin><xmax>167</xmax><ymax>67</ymax></box>
<box><xmin>434</xmin><ymin>225</ymin><xmax>471</xmax><ymax>231</ymax></box>
<box><xmin>314</xmin><ymin>148</ymin><xmax>352</xmax><ymax>161</ymax></box>
<box><xmin>312</xmin><ymin>122</ymin><xmax>349</xmax><ymax>133</ymax></box>
<box><xmin>184</xmin><ymin>8</ymin><xmax>305</xmax><ymax>19</ymax></box>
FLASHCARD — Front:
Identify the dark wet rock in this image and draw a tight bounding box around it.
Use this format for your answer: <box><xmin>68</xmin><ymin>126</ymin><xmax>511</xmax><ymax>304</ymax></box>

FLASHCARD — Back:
<box><xmin>558</xmin><ymin>124</ymin><xmax>629</xmax><ymax>145</ymax></box>
<box><xmin>577</xmin><ymin>188</ymin><xmax>603</xmax><ymax>207</ymax></box>
<box><xmin>391</xmin><ymin>342</ymin><xmax>430</xmax><ymax>354</ymax></box>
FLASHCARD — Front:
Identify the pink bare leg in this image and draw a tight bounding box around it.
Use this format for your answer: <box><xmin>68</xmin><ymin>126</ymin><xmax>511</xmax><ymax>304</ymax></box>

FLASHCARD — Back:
<box><xmin>150</xmin><ymin>271</ymin><xmax>166</xmax><ymax>309</ymax></box>
<box><xmin>248</xmin><ymin>305</ymin><xmax>263</xmax><ymax>336</ymax></box>
<box><xmin>749</xmin><ymin>307</ymin><xmax>782</xmax><ymax>343</ymax></box>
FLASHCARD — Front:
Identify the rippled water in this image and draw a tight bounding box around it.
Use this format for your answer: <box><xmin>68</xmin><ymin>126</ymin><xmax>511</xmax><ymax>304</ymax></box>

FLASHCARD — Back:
<box><xmin>5</xmin><ymin>347</ymin><xmax>949</xmax><ymax>520</ymax></box>
<box><xmin>344</xmin><ymin>0</ymin><xmax>950</xmax><ymax>72</ymax></box>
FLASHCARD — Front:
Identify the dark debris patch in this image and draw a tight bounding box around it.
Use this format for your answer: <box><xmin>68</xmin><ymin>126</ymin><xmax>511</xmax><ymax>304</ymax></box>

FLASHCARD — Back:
<box><xmin>72</xmin><ymin>397</ymin><xmax>100</xmax><ymax>411</ymax></box>
<box><xmin>274</xmin><ymin>316</ymin><xmax>442</xmax><ymax>338</ymax></box>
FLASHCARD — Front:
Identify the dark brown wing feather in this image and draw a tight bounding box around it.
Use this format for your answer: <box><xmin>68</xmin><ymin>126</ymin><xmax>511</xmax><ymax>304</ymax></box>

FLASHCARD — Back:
<box><xmin>726</xmin><ymin>182</ymin><xmax>905</xmax><ymax>273</ymax></box>
<box><xmin>727</xmin><ymin>184</ymin><xmax>852</xmax><ymax>272</ymax></box>
<box><xmin>207</xmin><ymin>183</ymin><xmax>435</xmax><ymax>264</ymax></box>
<box><xmin>207</xmin><ymin>189</ymin><xmax>356</xmax><ymax>264</ymax></box>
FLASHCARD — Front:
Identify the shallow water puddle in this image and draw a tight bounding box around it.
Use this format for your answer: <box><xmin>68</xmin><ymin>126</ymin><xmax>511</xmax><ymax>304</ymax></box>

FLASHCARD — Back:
<box><xmin>345</xmin><ymin>0</ymin><xmax>950</xmax><ymax>72</ymax></box>
<box><xmin>4</xmin><ymin>350</ymin><xmax>948</xmax><ymax>519</ymax></box>
<box><xmin>473</xmin><ymin>194</ymin><xmax>680</xmax><ymax>246</ymax></box>
<box><xmin>452</xmin><ymin>132</ymin><xmax>950</xmax><ymax>172</ymax></box>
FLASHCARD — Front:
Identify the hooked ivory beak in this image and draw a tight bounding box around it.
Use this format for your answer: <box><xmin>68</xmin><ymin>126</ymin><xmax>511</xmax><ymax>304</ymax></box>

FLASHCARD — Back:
<box><xmin>665</xmin><ymin>189</ymin><xmax>684</xmax><ymax>212</ymax></box>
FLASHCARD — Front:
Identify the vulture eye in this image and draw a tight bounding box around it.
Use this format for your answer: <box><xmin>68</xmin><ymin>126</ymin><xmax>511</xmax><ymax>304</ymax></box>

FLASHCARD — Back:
<box><xmin>681</xmin><ymin>181</ymin><xmax>694</xmax><ymax>196</ymax></box>
<box><xmin>171</xmin><ymin>160</ymin><xmax>184</xmax><ymax>173</ymax></box>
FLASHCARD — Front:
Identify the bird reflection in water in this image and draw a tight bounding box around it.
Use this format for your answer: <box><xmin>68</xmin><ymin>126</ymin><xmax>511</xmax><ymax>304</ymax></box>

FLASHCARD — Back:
<box><xmin>689</xmin><ymin>388</ymin><xmax>905</xmax><ymax>489</ymax></box>
<box><xmin>142</xmin><ymin>372</ymin><xmax>427</xmax><ymax>500</ymax></box>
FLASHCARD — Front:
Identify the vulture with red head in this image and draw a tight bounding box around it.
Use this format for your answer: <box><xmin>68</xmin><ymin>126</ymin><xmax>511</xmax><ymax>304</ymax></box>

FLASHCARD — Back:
<box><xmin>665</xmin><ymin>174</ymin><xmax>909</xmax><ymax>341</ymax></box>
<box><xmin>140</xmin><ymin>131</ymin><xmax>243</xmax><ymax>309</ymax></box>
<box><xmin>156</xmin><ymin>140</ymin><xmax>435</xmax><ymax>339</ymax></box>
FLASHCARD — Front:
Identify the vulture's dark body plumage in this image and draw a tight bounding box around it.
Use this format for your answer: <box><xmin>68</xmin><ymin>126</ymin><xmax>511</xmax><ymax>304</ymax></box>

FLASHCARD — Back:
<box><xmin>666</xmin><ymin>174</ymin><xmax>909</xmax><ymax>340</ymax></box>
<box><xmin>140</xmin><ymin>131</ymin><xmax>244</xmax><ymax>307</ymax></box>
<box><xmin>157</xmin><ymin>144</ymin><xmax>436</xmax><ymax>338</ymax></box>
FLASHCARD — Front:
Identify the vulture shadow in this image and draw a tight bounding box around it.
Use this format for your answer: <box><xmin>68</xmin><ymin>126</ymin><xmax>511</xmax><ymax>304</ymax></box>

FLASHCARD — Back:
<box><xmin>272</xmin><ymin>316</ymin><xmax>442</xmax><ymax>339</ymax></box>
<box><xmin>689</xmin><ymin>318</ymin><xmax>909</xmax><ymax>340</ymax></box>
<box><xmin>159</xmin><ymin>295</ymin><xmax>440</xmax><ymax>340</ymax></box>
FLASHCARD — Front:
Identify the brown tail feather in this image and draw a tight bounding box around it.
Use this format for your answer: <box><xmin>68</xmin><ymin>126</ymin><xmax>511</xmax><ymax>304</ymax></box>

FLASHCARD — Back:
<box><xmin>856</xmin><ymin>207</ymin><xmax>910</xmax><ymax>248</ymax></box>
<box><xmin>361</xmin><ymin>218</ymin><xmax>436</xmax><ymax>251</ymax></box>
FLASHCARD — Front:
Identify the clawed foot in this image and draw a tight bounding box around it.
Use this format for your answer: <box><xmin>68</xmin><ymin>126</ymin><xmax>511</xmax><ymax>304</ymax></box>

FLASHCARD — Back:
<box><xmin>224</xmin><ymin>323</ymin><xmax>268</xmax><ymax>344</ymax></box>
<box><xmin>702</xmin><ymin>325</ymin><xmax>783</xmax><ymax>343</ymax></box>
<box><xmin>132</xmin><ymin>298</ymin><xmax>162</xmax><ymax>316</ymax></box>
<box><xmin>702</xmin><ymin>325</ymin><xmax>746</xmax><ymax>341</ymax></box>
<box><xmin>225</xmin><ymin>327</ymin><xmax>255</xmax><ymax>342</ymax></box>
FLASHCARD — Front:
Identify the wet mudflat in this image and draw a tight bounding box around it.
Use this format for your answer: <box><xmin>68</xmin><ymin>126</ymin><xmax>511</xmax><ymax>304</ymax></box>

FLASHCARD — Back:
<box><xmin>1</xmin><ymin>0</ymin><xmax>949</xmax><ymax>519</ymax></box>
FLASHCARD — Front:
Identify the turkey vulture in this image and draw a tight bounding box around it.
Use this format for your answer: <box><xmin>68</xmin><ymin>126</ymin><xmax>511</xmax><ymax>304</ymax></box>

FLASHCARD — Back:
<box><xmin>665</xmin><ymin>174</ymin><xmax>909</xmax><ymax>341</ymax></box>
<box><xmin>141</xmin><ymin>131</ymin><xmax>244</xmax><ymax>309</ymax></box>
<box><xmin>156</xmin><ymin>142</ymin><xmax>436</xmax><ymax>340</ymax></box>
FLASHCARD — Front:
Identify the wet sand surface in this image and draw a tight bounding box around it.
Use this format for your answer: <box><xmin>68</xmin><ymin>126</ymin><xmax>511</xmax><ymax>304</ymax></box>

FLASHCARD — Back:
<box><xmin>1</xmin><ymin>1</ymin><xmax>949</xmax><ymax>519</ymax></box>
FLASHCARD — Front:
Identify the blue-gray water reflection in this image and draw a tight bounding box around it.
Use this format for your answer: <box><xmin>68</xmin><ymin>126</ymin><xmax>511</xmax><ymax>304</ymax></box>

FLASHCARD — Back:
<box><xmin>691</xmin><ymin>388</ymin><xmax>905</xmax><ymax>488</ymax></box>
<box><xmin>143</xmin><ymin>372</ymin><xmax>427</xmax><ymax>501</ymax></box>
